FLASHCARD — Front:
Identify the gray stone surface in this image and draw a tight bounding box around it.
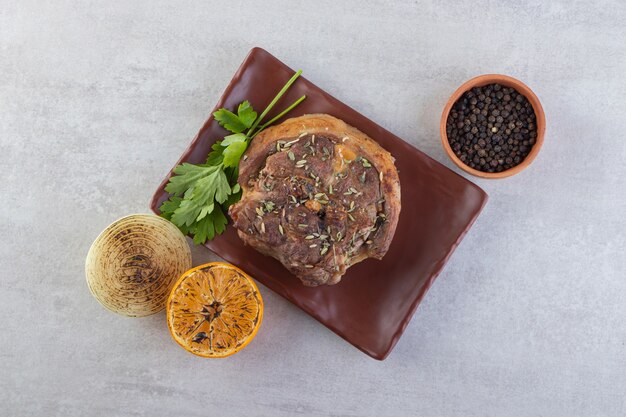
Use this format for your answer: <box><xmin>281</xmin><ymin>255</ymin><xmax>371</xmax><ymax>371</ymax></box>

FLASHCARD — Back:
<box><xmin>2</xmin><ymin>1</ymin><xmax>625</xmax><ymax>416</ymax></box>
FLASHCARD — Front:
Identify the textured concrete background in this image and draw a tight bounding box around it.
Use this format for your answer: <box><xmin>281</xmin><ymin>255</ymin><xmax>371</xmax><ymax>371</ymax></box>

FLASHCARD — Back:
<box><xmin>2</xmin><ymin>1</ymin><xmax>625</xmax><ymax>416</ymax></box>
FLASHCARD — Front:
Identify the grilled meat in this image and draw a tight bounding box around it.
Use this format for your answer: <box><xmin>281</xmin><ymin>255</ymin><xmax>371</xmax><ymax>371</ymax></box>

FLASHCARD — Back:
<box><xmin>229</xmin><ymin>114</ymin><xmax>401</xmax><ymax>286</ymax></box>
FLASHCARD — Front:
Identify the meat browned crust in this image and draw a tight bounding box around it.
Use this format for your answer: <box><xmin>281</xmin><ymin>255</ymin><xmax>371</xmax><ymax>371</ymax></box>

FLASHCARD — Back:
<box><xmin>229</xmin><ymin>114</ymin><xmax>401</xmax><ymax>286</ymax></box>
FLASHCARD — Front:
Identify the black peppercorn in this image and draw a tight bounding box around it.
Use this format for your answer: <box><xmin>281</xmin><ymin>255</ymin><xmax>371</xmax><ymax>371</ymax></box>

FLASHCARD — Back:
<box><xmin>446</xmin><ymin>83</ymin><xmax>538</xmax><ymax>172</ymax></box>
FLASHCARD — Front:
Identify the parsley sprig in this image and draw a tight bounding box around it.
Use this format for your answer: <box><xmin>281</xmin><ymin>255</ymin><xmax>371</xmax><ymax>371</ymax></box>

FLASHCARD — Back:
<box><xmin>160</xmin><ymin>71</ymin><xmax>305</xmax><ymax>244</ymax></box>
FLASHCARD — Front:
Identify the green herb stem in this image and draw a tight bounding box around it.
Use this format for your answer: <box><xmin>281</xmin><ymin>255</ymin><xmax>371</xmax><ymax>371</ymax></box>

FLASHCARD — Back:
<box><xmin>251</xmin><ymin>95</ymin><xmax>307</xmax><ymax>139</ymax></box>
<box><xmin>246</xmin><ymin>70</ymin><xmax>303</xmax><ymax>136</ymax></box>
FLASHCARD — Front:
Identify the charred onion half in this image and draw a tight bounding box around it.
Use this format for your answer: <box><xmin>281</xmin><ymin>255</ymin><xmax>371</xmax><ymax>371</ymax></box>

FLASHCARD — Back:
<box><xmin>85</xmin><ymin>214</ymin><xmax>192</xmax><ymax>317</ymax></box>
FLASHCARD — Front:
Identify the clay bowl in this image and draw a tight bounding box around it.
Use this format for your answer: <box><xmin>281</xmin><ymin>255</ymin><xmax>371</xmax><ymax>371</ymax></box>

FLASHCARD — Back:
<box><xmin>440</xmin><ymin>74</ymin><xmax>546</xmax><ymax>179</ymax></box>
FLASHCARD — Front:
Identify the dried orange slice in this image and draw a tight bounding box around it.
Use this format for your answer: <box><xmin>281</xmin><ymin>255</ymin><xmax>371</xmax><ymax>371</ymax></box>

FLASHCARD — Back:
<box><xmin>166</xmin><ymin>262</ymin><xmax>263</xmax><ymax>358</ymax></box>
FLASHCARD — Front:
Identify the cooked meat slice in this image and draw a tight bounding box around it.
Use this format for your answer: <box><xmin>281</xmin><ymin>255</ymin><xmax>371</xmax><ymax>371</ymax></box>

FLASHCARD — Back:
<box><xmin>229</xmin><ymin>114</ymin><xmax>401</xmax><ymax>286</ymax></box>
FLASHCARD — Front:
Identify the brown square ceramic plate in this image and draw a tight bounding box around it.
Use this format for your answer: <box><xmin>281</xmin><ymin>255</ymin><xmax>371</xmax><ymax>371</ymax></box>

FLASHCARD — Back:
<box><xmin>150</xmin><ymin>47</ymin><xmax>488</xmax><ymax>360</ymax></box>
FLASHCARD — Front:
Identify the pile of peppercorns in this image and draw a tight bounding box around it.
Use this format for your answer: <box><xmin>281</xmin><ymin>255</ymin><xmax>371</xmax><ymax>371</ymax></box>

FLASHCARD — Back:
<box><xmin>446</xmin><ymin>83</ymin><xmax>537</xmax><ymax>173</ymax></box>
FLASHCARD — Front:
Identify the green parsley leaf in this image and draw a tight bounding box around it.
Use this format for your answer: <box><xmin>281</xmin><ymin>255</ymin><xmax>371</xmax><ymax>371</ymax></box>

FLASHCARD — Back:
<box><xmin>192</xmin><ymin>168</ymin><xmax>231</xmax><ymax>205</ymax></box>
<box><xmin>164</xmin><ymin>163</ymin><xmax>231</xmax><ymax>229</ymax></box>
<box><xmin>196</xmin><ymin>203</ymin><xmax>215</xmax><ymax>221</ymax></box>
<box><xmin>206</xmin><ymin>141</ymin><xmax>225</xmax><ymax>165</ymax></box>
<box><xmin>223</xmin><ymin>141</ymin><xmax>248</xmax><ymax>168</ymax></box>
<box><xmin>171</xmin><ymin>198</ymin><xmax>202</xmax><ymax>227</ymax></box>
<box><xmin>191</xmin><ymin>205</ymin><xmax>228</xmax><ymax>244</ymax></box>
<box><xmin>165</xmin><ymin>163</ymin><xmax>218</xmax><ymax>196</ymax></box>
<box><xmin>213</xmin><ymin>108</ymin><xmax>246</xmax><ymax>133</ymax></box>
<box><xmin>237</xmin><ymin>101</ymin><xmax>257</xmax><ymax>129</ymax></box>
<box><xmin>221</xmin><ymin>133</ymin><xmax>247</xmax><ymax>146</ymax></box>
<box><xmin>159</xmin><ymin>196</ymin><xmax>182</xmax><ymax>220</ymax></box>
